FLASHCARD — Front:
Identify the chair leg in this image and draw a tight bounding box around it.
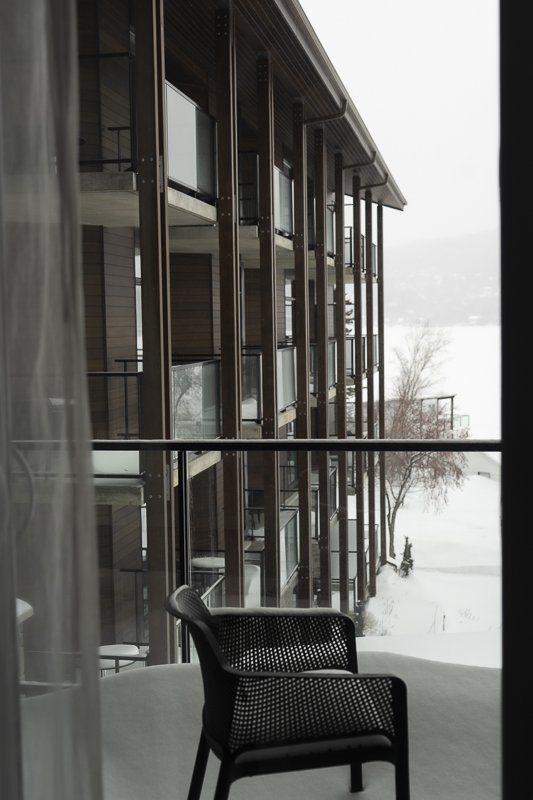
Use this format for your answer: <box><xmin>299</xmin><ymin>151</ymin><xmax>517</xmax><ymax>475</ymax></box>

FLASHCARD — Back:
<box><xmin>187</xmin><ymin>730</ymin><xmax>210</xmax><ymax>800</ymax></box>
<box><xmin>350</xmin><ymin>761</ymin><xmax>363</xmax><ymax>792</ymax></box>
<box><xmin>394</xmin><ymin>757</ymin><xmax>410</xmax><ymax>800</ymax></box>
<box><xmin>213</xmin><ymin>758</ymin><xmax>233</xmax><ymax>800</ymax></box>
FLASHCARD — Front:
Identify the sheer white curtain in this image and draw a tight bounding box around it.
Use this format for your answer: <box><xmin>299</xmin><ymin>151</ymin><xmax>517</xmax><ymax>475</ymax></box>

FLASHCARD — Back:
<box><xmin>0</xmin><ymin>0</ymin><xmax>101</xmax><ymax>798</ymax></box>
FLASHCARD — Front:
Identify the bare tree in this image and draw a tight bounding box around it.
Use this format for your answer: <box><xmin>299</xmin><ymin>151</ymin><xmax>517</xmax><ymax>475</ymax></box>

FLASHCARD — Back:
<box><xmin>384</xmin><ymin>325</ymin><xmax>466</xmax><ymax>558</ymax></box>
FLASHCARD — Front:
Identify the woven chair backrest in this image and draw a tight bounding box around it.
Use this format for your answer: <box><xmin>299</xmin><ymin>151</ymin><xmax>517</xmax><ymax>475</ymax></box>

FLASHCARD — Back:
<box><xmin>174</xmin><ymin>585</ymin><xmax>213</xmax><ymax>626</ymax></box>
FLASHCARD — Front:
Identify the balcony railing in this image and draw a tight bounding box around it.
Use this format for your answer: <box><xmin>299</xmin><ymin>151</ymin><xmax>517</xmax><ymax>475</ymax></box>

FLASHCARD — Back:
<box><xmin>344</xmin><ymin>227</ymin><xmax>366</xmax><ymax>270</ymax></box>
<box><xmin>310</xmin><ymin>340</ymin><xmax>337</xmax><ymax>394</ymax></box>
<box><xmin>308</xmin><ymin>204</ymin><xmax>336</xmax><ymax>255</ymax></box>
<box><xmin>277</xmin><ymin>346</ymin><xmax>297</xmax><ymax>410</ymax></box>
<box><xmin>238</xmin><ymin>153</ymin><xmax>294</xmax><ymax>236</ymax></box>
<box><xmin>345</xmin><ymin>335</ymin><xmax>379</xmax><ymax>376</ymax></box>
<box><xmin>242</xmin><ymin>346</ymin><xmax>297</xmax><ymax>422</ymax></box>
<box><xmin>327</xmin><ymin>207</ymin><xmax>335</xmax><ymax>255</ymax></box>
<box><xmin>238</xmin><ymin>152</ymin><xmax>259</xmax><ymax>224</ymax></box>
<box><xmin>171</xmin><ymin>359</ymin><xmax>220</xmax><ymax>439</ymax></box>
<box><xmin>274</xmin><ymin>168</ymin><xmax>294</xmax><ymax>236</ymax></box>
<box><xmin>79</xmin><ymin>51</ymin><xmax>136</xmax><ymax>172</ymax></box>
<box><xmin>166</xmin><ymin>82</ymin><xmax>216</xmax><ymax>199</ymax></box>
<box><xmin>87</xmin><ymin>365</ymin><xmax>142</xmax><ymax>439</ymax></box>
<box><xmin>79</xmin><ymin>63</ymin><xmax>217</xmax><ymax>201</ymax></box>
<box><xmin>87</xmin><ymin>436</ymin><xmax>500</xmax><ymax>660</ymax></box>
<box><xmin>242</xmin><ymin>350</ymin><xmax>262</xmax><ymax>422</ymax></box>
<box><xmin>343</xmin><ymin>229</ymin><xmax>376</xmax><ymax>275</ymax></box>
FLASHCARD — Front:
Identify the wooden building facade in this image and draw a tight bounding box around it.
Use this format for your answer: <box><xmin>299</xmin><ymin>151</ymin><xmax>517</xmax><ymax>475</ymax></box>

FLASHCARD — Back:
<box><xmin>78</xmin><ymin>0</ymin><xmax>406</xmax><ymax>663</ymax></box>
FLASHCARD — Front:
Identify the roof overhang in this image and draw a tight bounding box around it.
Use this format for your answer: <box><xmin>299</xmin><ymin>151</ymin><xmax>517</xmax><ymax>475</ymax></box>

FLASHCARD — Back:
<box><xmin>250</xmin><ymin>0</ymin><xmax>407</xmax><ymax>210</ymax></box>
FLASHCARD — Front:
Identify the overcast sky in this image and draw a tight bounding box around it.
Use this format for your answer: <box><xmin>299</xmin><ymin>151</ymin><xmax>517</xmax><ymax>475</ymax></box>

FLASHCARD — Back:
<box><xmin>299</xmin><ymin>0</ymin><xmax>500</xmax><ymax>247</ymax></box>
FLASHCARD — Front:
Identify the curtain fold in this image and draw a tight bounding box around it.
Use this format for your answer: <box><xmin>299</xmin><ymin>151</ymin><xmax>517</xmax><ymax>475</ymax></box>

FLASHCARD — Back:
<box><xmin>0</xmin><ymin>0</ymin><xmax>102</xmax><ymax>798</ymax></box>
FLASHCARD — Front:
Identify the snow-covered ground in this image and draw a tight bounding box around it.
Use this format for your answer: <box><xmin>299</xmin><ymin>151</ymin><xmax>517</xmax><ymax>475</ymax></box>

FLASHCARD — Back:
<box><xmin>355</xmin><ymin>325</ymin><xmax>501</xmax><ymax>669</ymax></box>
<box><xmin>359</xmin><ymin>470</ymin><xmax>501</xmax><ymax>668</ymax></box>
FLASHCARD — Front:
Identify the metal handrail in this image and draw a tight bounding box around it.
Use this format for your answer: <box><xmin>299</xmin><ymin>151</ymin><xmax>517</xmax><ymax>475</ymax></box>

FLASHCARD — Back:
<box><xmin>89</xmin><ymin>437</ymin><xmax>500</xmax><ymax>452</ymax></box>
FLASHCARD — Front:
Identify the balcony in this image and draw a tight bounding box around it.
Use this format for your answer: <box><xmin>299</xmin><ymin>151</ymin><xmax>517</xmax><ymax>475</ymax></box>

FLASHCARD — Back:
<box><xmin>238</xmin><ymin>153</ymin><xmax>294</xmax><ymax>237</ymax></box>
<box><xmin>310</xmin><ymin>339</ymin><xmax>337</xmax><ymax>395</ymax></box>
<box><xmin>94</xmin><ymin>643</ymin><xmax>499</xmax><ymax>800</ymax></box>
<box><xmin>242</xmin><ymin>346</ymin><xmax>297</xmax><ymax>426</ymax></box>
<box><xmin>308</xmin><ymin>202</ymin><xmax>336</xmax><ymax>258</ymax></box>
<box><xmin>79</xmin><ymin>77</ymin><xmax>217</xmax><ymax>228</ymax></box>
<box><xmin>87</xmin><ymin>363</ymin><xmax>144</xmax><ymax>504</ymax></box>
<box><xmin>344</xmin><ymin>228</ymin><xmax>377</xmax><ymax>279</ymax></box>
<box><xmin>345</xmin><ymin>334</ymin><xmax>378</xmax><ymax>378</ymax></box>
<box><xmin>171</xmin><ymin>359</ymin><xmax>220</xmax><ymax>439</ymax></box>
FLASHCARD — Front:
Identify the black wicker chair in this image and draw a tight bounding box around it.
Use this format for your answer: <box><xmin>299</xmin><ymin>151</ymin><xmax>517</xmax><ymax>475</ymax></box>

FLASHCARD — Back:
<box><xmin>165</xmin><ymin>586</ymin><xmax>410</xmax><ymax>800</ymax></box>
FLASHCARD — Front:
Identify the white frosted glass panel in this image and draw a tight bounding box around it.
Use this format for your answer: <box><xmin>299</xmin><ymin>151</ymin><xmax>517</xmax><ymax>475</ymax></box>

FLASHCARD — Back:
<box><xmin>172</xmin><ymin>364</ymin><xmax>203</xmax><ymax>438</ymax></box>
<box><xmin>196</xmin><ymin>111</ymin><xmax>215</xmax><ymax>196</ymax></box>
<box><xmin>166</xmin><ymin>84</ymin><xmax>197</xmax><ymax>190</ymax></box>
<box><xmin>274</xmin><ymin>169</ymin><xmax>281</xmax><ymax>230</ymax></box>
<box><xmin>277</xmin><ymin>348</ymin><xmax>296</xmax><ymax>410</ymax></box>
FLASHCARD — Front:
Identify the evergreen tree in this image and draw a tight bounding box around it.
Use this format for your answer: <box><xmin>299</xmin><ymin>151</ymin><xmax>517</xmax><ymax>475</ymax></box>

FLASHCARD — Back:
<box><xmin>399</xmin><ymin>536</ymin><xmax>414</xmax><ymax>577</ymax></box>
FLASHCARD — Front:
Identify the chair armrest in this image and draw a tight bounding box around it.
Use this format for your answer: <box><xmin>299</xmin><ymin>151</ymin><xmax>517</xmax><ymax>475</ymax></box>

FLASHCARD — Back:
<box><xmin>210</xmin><ymin>608</ymin><xmax>357</xmax><ymax>672</ymax></box>
<box><xmin>224</xmin><ymin>670</ymin><xmax>406</xmax><ymax>754</ymax></box>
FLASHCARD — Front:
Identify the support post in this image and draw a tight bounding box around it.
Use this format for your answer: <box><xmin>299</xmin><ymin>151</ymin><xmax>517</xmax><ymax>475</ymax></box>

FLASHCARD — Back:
<box><xmin>334</xmin><ymin>152</ymin><xmax>349</xmax><ymax>611</ymax></box>
<box><xmin>177</xmin><ymin>451</ymin><xmax>191</xmax><ymax>661</ymax></box>
<box><xmin>257</xmin><ymin>54</ymin><xmax>280</xmax><ymax>605</ymax></box>
<box><xmin>315</xmin><ymin>126</ymin><xmax>331</xmax><ymax>607</ymax></box>
<box><xmin>353</xmin><ymin>174</ymin><xmax>366</xmax><ymax>603</ymax></box>
<box><xmin>216</xmin><ymin>0</ymin><xmax>244</xmax><ymax>606</ymax></box>
<box><xmin>365</xmin><ymin>190</ymin><xmax>376</xmax><ymax>596</ymax></box>
<box><xmin>377</xmin><ymin>202</ymin><xmax>387</xmax><ymax>564</ymax></box>
<box><xmin>135</xmin><ymin>0</ymin><xmax>176</xmax><ymax>664</ymax></box>
<box><xmin>293</xmin><ymin>100</ymin><xmax>312</xmax><ymax>606</ymax></box>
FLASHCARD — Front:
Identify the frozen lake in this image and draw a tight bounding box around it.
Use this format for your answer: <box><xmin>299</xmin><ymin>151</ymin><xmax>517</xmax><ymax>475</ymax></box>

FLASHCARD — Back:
<box><xmin>384</xmin><ymin>324</ymin><xmax>501</xmax><ymax>439</ymax></box>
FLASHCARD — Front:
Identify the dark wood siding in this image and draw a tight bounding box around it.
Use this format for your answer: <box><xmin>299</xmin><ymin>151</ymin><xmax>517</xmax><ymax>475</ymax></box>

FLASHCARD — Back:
<box><xmin>104</xmin><ymin>228</ymin><xmax>136</xmax><ymax>365</ymax></box>
<box><xmin>171</xmin><ymin>253</ymin><xmax>216</xmax><ymax>358</ymax></box>
<box><xmin>190</xmin><ymin>467</ymin><xmax>220</xmax><ymax>554</ymax></box>
<box><xmin>78</xmin><ymin>0</ymin><xmax>102</xmax><ymax>168</ymax></box>
<box><xmin>243</xmin><ymin>269</ymin><xmax>261</xmax><ymax>346</ymax></box>
<box><xmin>112</xmin><ymin>506</ymin><xmax>143</xmax><ymax>644</ymax></box>
<box><xmin>97</xmin><ymin>506</ymin><xmax>115</xmax><ymax>644</ymax></box>
<box><xmin>103</xmin><ymin>227</ymin><xmax>137</xmax><ymax>438</ymax></box>
<box><xmin>212</xmin><ymin>256</ymin><xmax>221</xmax><ymax>354</ymax></box>
<box><xmin>98</xmin><ymin>0</ymin><xmax>131</xmax><ymax>170</ymax></box>
<box><xmin>83</xmin><ymin>227</ymin><xmax>108</xmax><ymax>437</ymax></box>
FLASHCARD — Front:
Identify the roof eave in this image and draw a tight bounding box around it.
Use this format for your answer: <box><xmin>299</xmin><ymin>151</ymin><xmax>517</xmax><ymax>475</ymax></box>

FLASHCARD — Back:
<box><xmin>273</xmin><ymin>0</ymin><xmax>407</xmax><ymax>211</ymax></box>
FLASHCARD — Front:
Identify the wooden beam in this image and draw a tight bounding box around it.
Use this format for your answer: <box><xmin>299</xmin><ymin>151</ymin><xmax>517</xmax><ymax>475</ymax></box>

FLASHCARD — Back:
<box><xmin>352</xmin><ymin>173</ymin><xmax>366</xmax><ymax>603</ymax></box>
<box><xmin>334</xmin><ymin>152</ymin><xmax>349</xmax><ymax>612</ymax></box>
<box><xmin>377</xmin><ymin>202</ymin><xmax>387</xmax><ymax>565</ymax></box>
<box><xmin>365</xmin><ymin>189</ymin><xmax>376</xmax><ymax>597</ymax></box>
<box><xmin>314</xmin><ymin>126</ymin><xmax>331</xmax><ymax>607</ymax></box>
<box><xmin>257</xmin><ymin>53</ymin><xmax>280</xmax><ymax>605</ymax></box>
<box><xmin>292</xmin><ymin>100</ymin><xmax>312</xmax><ymax>606</ymax></box>
<box><xmin>134</xmin><ymin>0</ymin><xmax>176</xmax><ymax>665</ymax></box>
<box><xmin>216</xmin><ymin>0</ymin><xmax>244</xmax><ymax>606</ymax></box>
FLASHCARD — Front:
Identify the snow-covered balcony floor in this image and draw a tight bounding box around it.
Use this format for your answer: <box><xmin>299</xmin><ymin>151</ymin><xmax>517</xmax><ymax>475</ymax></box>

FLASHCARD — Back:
<box><xmin>100</xmin><ymin>649</ymin><xmax>500</xmax><ymax>800</ymax></box>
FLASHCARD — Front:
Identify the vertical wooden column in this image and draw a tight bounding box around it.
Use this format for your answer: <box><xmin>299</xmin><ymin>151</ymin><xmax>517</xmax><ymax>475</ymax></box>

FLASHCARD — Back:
<box><xmin>135</xmin><ymin>0</ymin><xmax>175</xmax><ymax>664</ymax></box>
<box><xmin>216</xmin><ymin>0</ymin><xmax>244</xmax><ymax>606</ymax></box>
<box><xmin>365</xmin><ymin>190</ymin><xmax>376</xmax><ymax>596</ymax></box>
<box><xmin>314</xmin><ymin>126</ymin><xmax>331</xmax><ymax>607</ymax></box>
<box><xmin>377</xmin><ymin>202</ymin><xmax>387</xmax><ymax>564</ymax></box>
<box><xmin>293</xmin><ymin>100</ymin><xmax>312</xmax><ymax>606</ymax></box>
<box><xmin>334</xmin><ymin>153</ymin><xmax>348</xmax><ymax>611</ymax></box>
<box><xmin>352</xmin><ymin>174</ymin><xmax>366</xmax><ymax>603</ymax></box>
<box><xmin>257</xmin><ymin>54</ymin><xmax>280</xmax><ymax>605</ymax></box>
